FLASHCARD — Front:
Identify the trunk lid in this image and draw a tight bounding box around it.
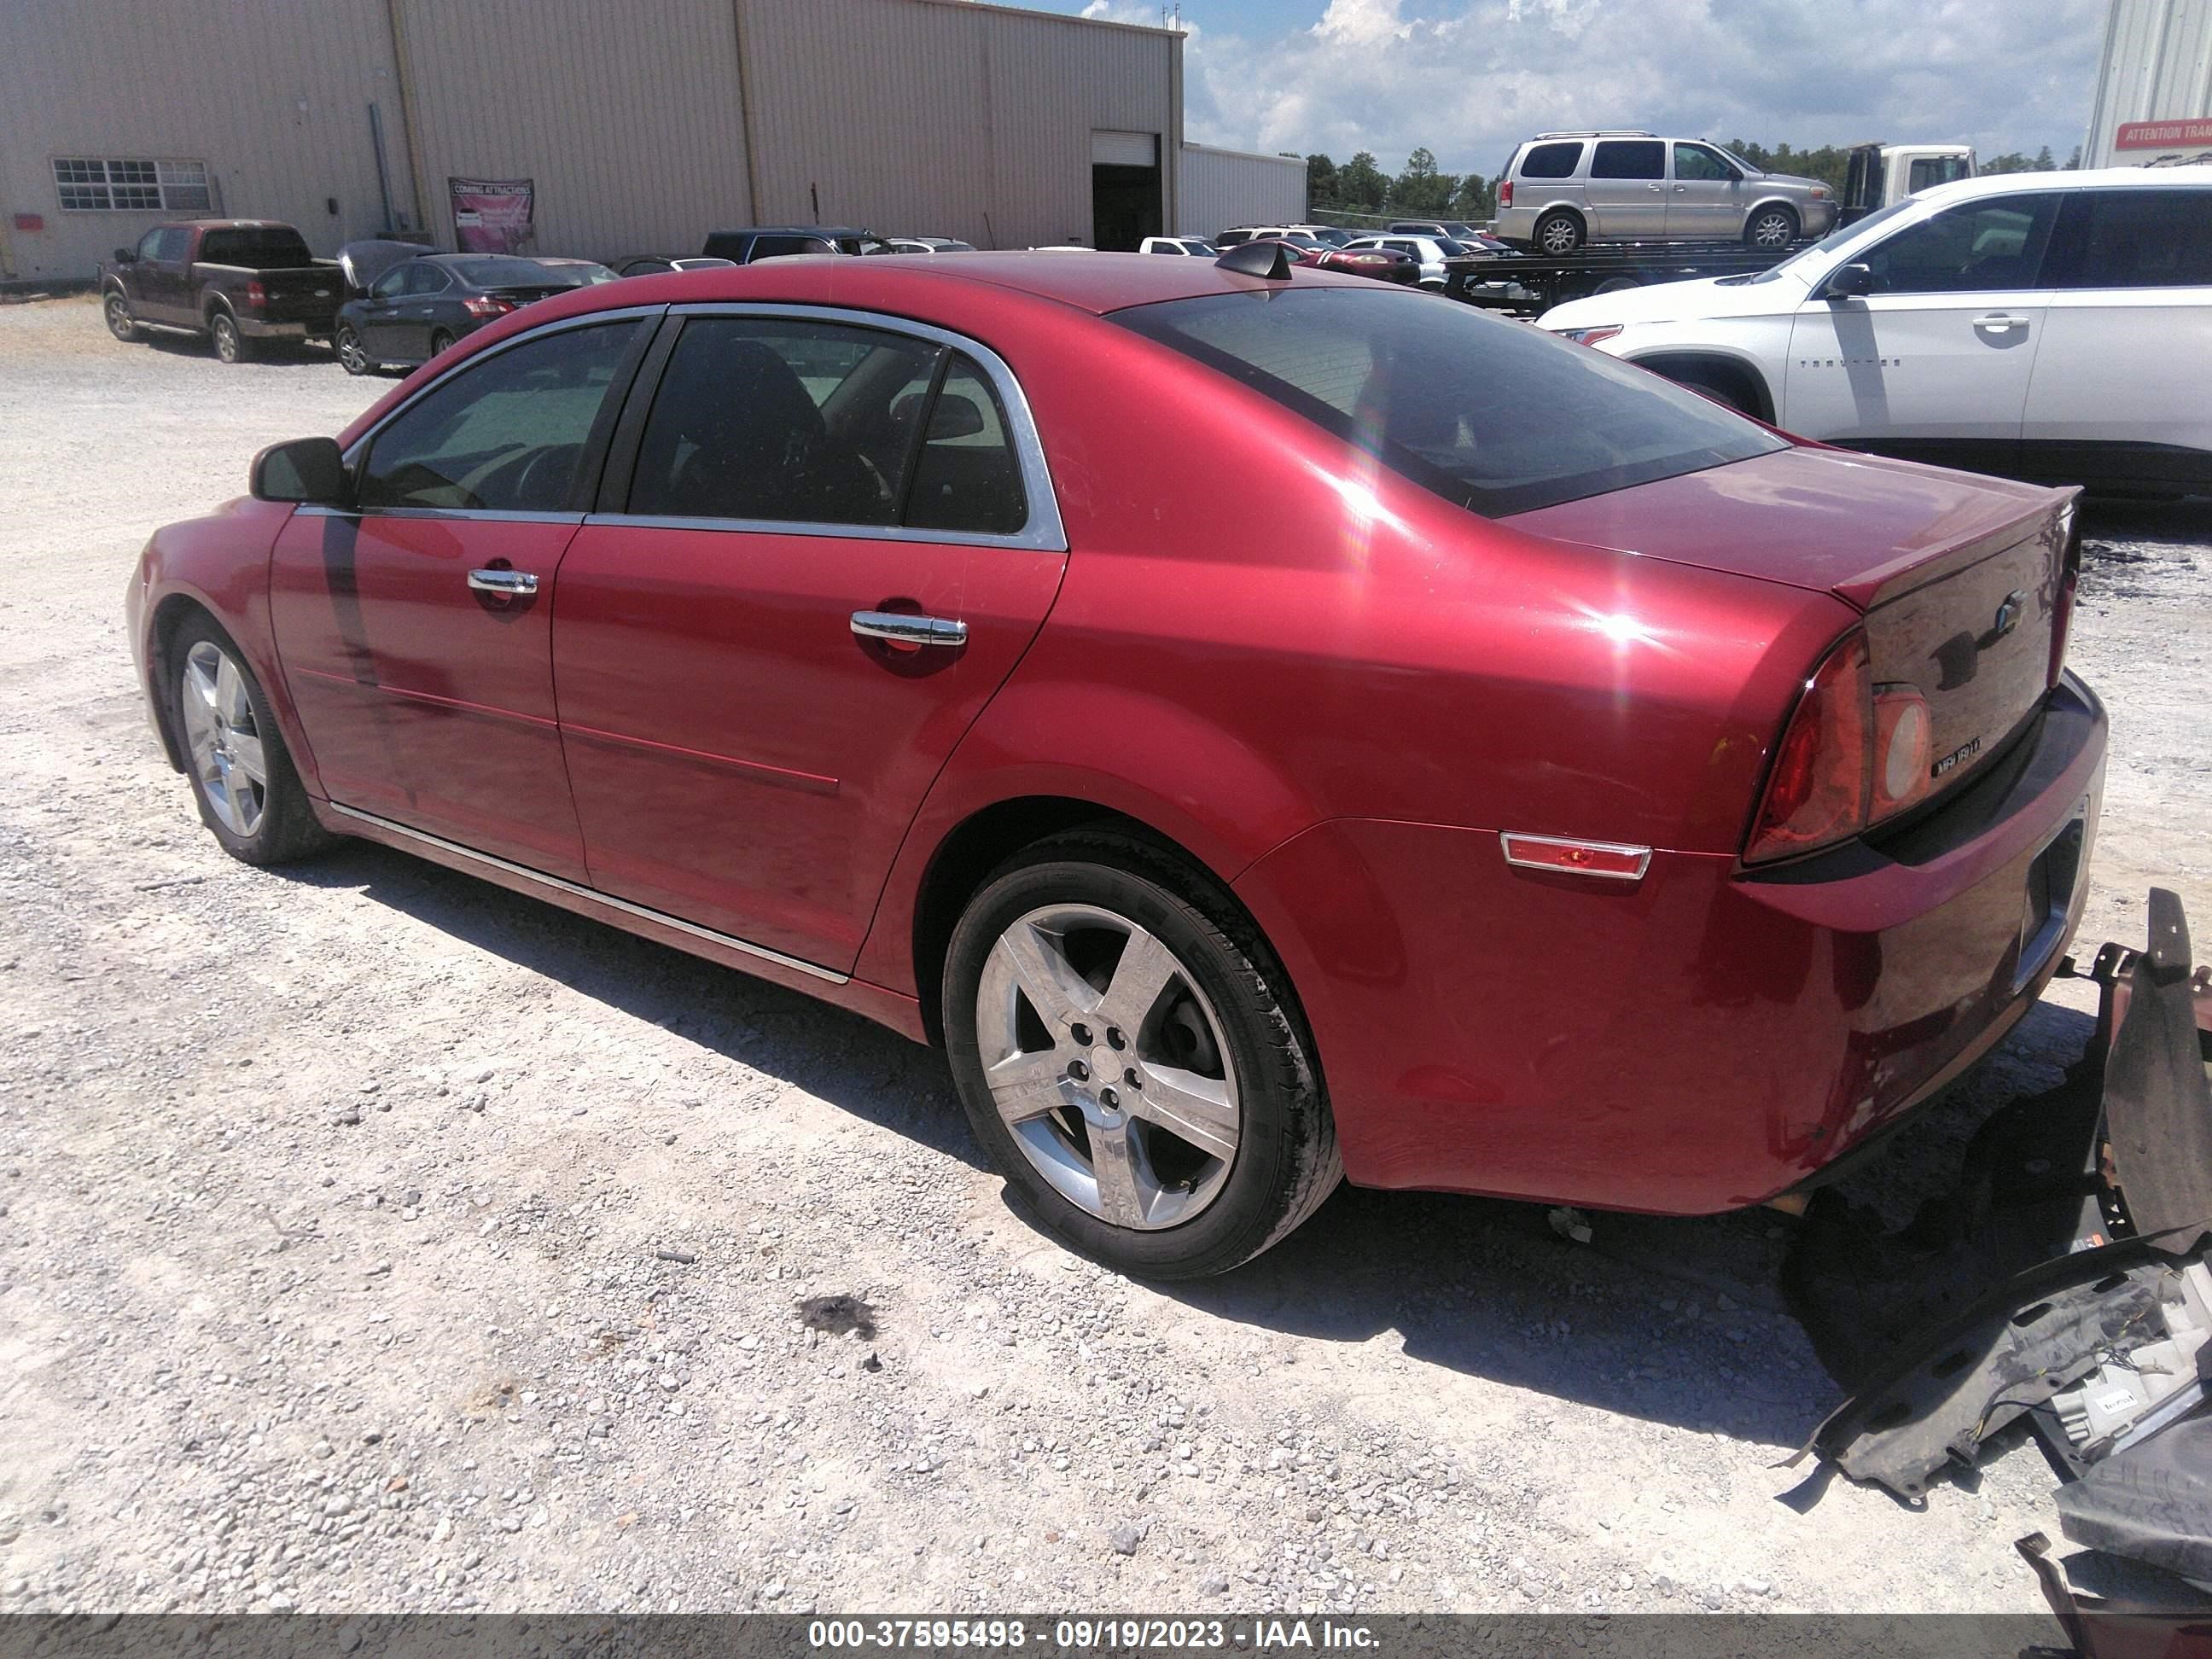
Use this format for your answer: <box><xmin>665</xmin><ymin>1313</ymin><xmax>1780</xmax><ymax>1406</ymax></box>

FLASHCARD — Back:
<box><xmin>253</xmin><ymin>265</ymin><xmax>342</xmax><ymax>322</ymax></box>
<box><xmin>1505</xmin><ymin>444</ymin><xmax>2077</xmax><ymax>802</ymax></box>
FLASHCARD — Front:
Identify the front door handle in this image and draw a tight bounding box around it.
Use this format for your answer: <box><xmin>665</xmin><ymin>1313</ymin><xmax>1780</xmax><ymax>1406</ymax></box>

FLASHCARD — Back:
<box><xmin>468</xmin><ymin>568</ymin><xmax>539</xmax><ymax>596</ymax></box>
<box><xmin>1973</xmin><ymin>313</ymin><xmax>2028</xmax><ymax>333</ymax></box>
<box><xmin>851</xmin><ymin>611</ymin><xmax>966</xmax><ymax>647</ymax></box>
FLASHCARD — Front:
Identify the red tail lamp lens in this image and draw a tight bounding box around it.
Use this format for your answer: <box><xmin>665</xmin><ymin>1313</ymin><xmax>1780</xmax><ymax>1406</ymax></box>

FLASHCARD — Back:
<box><xmin>2049</xmin><ymin>514</ymin><xmax>2081</xmax><ymax>688</ymax></box>
<box><xmin>1746</xmin><ymin>632</ymin><xmax>1872</xmax><ymax>864</ymax></box>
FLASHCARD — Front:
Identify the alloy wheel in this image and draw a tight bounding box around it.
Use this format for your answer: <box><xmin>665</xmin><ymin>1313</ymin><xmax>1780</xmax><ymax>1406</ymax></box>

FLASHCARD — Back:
<box><xmin>179</xmin><ymin>640</ymin><xmax>268</xmax><ymax>837</ymax></box>
<box><xmin>1749</xmin><ymin>210</ymin><xmax>1795</xmax><ymax>247</ymax></box>
<box><xmin>1538</xmin><ymin>218</ymin><xmax>1580</xmax><ymax>254</ymax></box>
<box><xmin>335</xmin><ymin>326</ymin><xmax>370</xmax><ymax>375</ymax></box>
<box><xmin>104</xmin><ymin>294</ymin><xmax>137</xmax><ymax>340</ymax></box>
<box><xmin>212</xmin><ymin>315</ymin><xmax>242</xmax><ymax>363</ymax></box>
<box><xmin>974</xmin><ymin>903</ymin><xmax>1242</xmax><ymax>1231</ymax></box>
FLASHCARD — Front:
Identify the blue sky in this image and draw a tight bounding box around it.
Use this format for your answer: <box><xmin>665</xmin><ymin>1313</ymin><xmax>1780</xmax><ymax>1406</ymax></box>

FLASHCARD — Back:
<box><xmin>1016</xmin><ymin>0</ymin><xmax>2107</xmax><ymax>179</ymax></box>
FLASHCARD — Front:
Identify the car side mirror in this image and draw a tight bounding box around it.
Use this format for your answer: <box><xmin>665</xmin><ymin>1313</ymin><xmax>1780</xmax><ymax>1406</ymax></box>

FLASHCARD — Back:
<box><xmin>1827</xmin><ymin>262</ymin><xmax>1875</xmax><ymax>299</ymax></box>
<box><xmin>251</xmin><ymin>436</ymin><xmax>348</xmax><ymax>505</ymax></box>
<box><xmin>113</xmin><ymin>247</ymin><xmax>137</xmax><ymax>265</ymax></box>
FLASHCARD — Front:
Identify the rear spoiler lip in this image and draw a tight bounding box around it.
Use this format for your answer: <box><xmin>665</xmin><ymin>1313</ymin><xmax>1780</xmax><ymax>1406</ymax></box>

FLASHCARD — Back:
<box><xmin>1842</xmin><ymin>484</ymin><xmax>2080</xmax><ymax>614</ymax></box>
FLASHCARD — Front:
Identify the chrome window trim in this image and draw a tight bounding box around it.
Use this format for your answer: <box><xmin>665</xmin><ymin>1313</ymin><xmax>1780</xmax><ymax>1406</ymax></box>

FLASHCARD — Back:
<box><xmin>627</xmin><ymin>300</ymin><xmax>1066</xmax><ymax>554</ymax></box>
<box><xmin>298</xmin><ymin>504</ymin><xmax>585</xmax><ymax>525</ymax></box>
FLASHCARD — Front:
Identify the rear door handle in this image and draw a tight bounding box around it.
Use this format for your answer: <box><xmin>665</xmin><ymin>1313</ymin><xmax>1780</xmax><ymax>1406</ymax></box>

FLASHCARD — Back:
<box><xmin>1973</xmin><ymin>313</ymin><xmax>2028</xmax><ymax>332</ymax></box>
<box><xmin>468</xmin><ymin>568</ymin><xmax>538</xmax><ymax>596</ymax></box>
<box><xmin>851</xmin><ymin>611</ymin><xmax>966</xmax><ymax>647</ymax></box>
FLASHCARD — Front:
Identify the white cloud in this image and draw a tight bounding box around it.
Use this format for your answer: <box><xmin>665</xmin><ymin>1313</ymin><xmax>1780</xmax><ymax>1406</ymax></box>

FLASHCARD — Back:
<box><xmin>1176</xmin><ymin>0</ymin><xmax>2102</xmax><ymax>179</ymax></box>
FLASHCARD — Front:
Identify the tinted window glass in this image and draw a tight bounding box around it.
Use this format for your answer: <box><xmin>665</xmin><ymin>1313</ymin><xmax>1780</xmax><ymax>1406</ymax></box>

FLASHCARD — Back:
<box><xmin>358</xmin><ymin>322</ymin><xmax>640</xmax><ymax>513</ymax></box>
<box><xmin>199</xmin><ymin>228</ymin><xmax>316</xmax><ymax>267</ymax></box>
<box><xmin>1908</xmin><ymin>155</ymin><xmax>1974</xmax><ymax>192</ymax></box>
<box><xmin>1854</xmin><ymin>194</ymin><xmax>2059</xmax><ymax>294</ymax></box>
<box><xmin>1519</xmin><ymin>142</ymin><xmax>1583</xmax><ymax>180</ymax></box>
<box><xmin>904</xmin><ymin>355</ymin><xmax>1027</xmax><ymax>535</ymax></box>
<box><xmin>1592</xmin><ymin>140</ymin><xmax>1665</xmax><ymax>181</ymax></box>
<box><xmin>2050</xmin><ymin>189</ymin><xmax>2212</xmax><ymax>288</ymax></box>
<box><xmin>629</xmin><ymin>317</ymin><xmax>942</xmax><ymax>526</ymax></box>
<box><xmin>700</xmin><ymin>232</ymin><xmax>749</xmax><ymax>261</ymax></box>
<box><xmin>370</xmin><ymin>263</ymin><xmax>411</xmax><ymax>299</ymax></box>
<box><xmin>138</xmin><ymin>228</ymin><xmax>171</xmax><ymax>261</ymax></box>
<box><xmin>1115</xmin><ymin>288</ymin><xmax>1786</xmax><ymax>518</ymax></box>
<box><xmin>1674</xmin><ymin>143</ymin><xmax>1731</xmax><ymax>183</ymax></box>
<box><xmin>403</xmin><ymin>262</ymin><xmax>449</xmax><ymax>295</ymax></box>
<box><xmin>749</xmin><ymin>235</ymin><xmax>813</xmax><ymax>260</ymax></box>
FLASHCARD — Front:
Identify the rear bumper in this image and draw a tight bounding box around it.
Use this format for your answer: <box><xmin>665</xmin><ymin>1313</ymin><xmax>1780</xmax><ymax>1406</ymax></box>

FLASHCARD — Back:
<box><xmin>236</xmin><ymin>315</ymin><xmax>329</xmax><ymax>339</ymax></box>
<box><xmin>1233</xmin><ymin>673</ymin><xmax>2108</xmax><ymax>1213</ymax></box>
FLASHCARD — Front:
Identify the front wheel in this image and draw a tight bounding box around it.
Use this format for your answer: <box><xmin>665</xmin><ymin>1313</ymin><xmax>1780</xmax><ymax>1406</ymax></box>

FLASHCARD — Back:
<box><xmin>942</xmin><ymin>830</ymin><xmax>1341</xmax><ymax>1279</ymax></box>
<box><xmin>335</xmin><ymin>323</ymin><xmax>375</xmax><ymax>375</ymax></box>
<box><xmin>1744</xmin><ymin>205</ymin><xmax>1799</xmax><ymax>248</ymax></box>
<box><xmin>209</xmin><ymin>311</ymin><xmax>252</xmax><ymax>364</ymax></box>
<box><xmin>104</xmin><ymin>291</ymin><xmax>141</xmax><ymax>342</ymax></box>
<box><xmin>170</xmin><ymin>615</ymin><xmax>332</xmax><ymax>865</ymax></box>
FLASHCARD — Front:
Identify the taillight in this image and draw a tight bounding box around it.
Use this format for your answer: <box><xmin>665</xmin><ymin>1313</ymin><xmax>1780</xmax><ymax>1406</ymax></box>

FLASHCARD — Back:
<box><xmin>1499</xmin><ymin>179</ymin><xmax>1514</xmax><ymax>209</ymax></box>
<box><xmin>245</xmin><ymin>279</ymin><xmax>266</xmax><ymax>311</ymax></box>
<box><xmin>463</xmin><ymin>294</ymin><xmax>515</xmax><ymax>320</ymax></box>
<box><xmin>1747</xmin><ymin>631</ymin><xmax>1939</xmax><ymax>864</ymax></box>
<box><xmin>2049</xmin><ymin>508</ymin><xmax>2081</xmax><ymax>688</ymax></box>
<box><xmin>1747</xmin><ymin>633</ymin><xmax>1871</xmax><ymax>864</ymax></box>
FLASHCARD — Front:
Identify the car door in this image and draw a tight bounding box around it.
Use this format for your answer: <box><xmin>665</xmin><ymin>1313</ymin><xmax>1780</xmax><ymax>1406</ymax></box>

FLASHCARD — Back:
<box><xmin>2023</xmin><ymin>186</ymin><xmax>2212</xmax><ymax>480</ymax></box>
<box><xmin>1667</xmin><ymin>143</ymin><xmax>1740</xmax><ymax>239</ymax></box>
<box><xmin>1783</xmin><ymin>191</ymin><xmax>2062</xmax><ymax>469</ymax></box>
<box><xmin>1585</xmin><ymin>139</ymin><xmax>1668</xmax><ymax>238</ymax></box>
<box><xmin>269</xmin><ymin>313</ymin><xmax>655</xmax><ymax>880</ymax></box>
<box><xmin>358</xmin><ymin>263</ymin><xmax>415</xmax><ymax>358</ymax></box>
<box><xmin>396</xmin><ymin>261</ymin><xmax>453</xmax><ymax>360</ymax></box>
<box><xmin>551</xmin><ymin>308</ymin><xmax>1067</xmax><ymax>973</ymax></box>
<box><xmin>140</xmin><ymin>226</ymin><xmax>194</xmax><ymax>324</ymax></box>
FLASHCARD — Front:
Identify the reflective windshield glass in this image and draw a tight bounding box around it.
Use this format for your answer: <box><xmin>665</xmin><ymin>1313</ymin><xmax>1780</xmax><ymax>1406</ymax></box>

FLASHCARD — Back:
<box><xmin>1115</xmin><ymin>287</ymin><xmax>1786</xmax><ymax>518</ymax></box>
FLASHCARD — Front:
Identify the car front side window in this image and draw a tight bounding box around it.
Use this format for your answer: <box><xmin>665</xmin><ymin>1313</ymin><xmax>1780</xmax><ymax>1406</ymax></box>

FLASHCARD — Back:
<box><xmin>1851</xmin><ymin>194</ymin><xmax>2062</xmax><ymax>295</ymax></box>
<box><xmin>355</xmin><ymin>321</ymin><xmax>643</xmax><ymax>514</ymax></box>
<box><xmin>1674</xmin><ymin>143</ymin><xmax>1731</xmax><ymax>183</ymax></box>
<box><xmin>370</xmin><ymin>265</ymin><xmax>411</xmax><ymax>300</ymax></box>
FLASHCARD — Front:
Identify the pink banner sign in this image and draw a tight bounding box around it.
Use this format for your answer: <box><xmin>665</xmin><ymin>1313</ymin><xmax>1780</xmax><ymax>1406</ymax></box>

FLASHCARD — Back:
<box><xmin>2115</xmin><ymin>119</ymin><xmax>2212</xmax><ymax>150</ymax></box>
<box><xmin>448</xmin><ymin>177</ymin><xmax>535</xmax><ymax>253</ymax></box>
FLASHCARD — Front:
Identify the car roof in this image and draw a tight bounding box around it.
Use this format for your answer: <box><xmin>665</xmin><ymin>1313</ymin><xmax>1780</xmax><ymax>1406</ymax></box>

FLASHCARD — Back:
<box><xmin>1912</xmin><ymin>164</ymin><xmax>2212</xmax><ymax>208</ymax></box>
<box><xmin>710</xmin><ymin>224</ymin><xmax>874</xmax><ymax>237</ymax></box>
<box><xmin>173</xmin><ymin>218</ymin><xmax>298</xmax><ymax>231</ymax></box>
<box><xmin>527</xmin><ymin>247</ymin><xmax>1373</xmax><ymax>322</ymax></box>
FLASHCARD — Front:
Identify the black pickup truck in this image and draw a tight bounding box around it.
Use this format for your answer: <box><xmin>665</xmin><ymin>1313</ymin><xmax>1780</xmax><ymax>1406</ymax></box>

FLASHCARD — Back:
<box><xmin>98</xmin><ymin>220</ymin><xmax>343</xmax><ymax>363</ymax></box>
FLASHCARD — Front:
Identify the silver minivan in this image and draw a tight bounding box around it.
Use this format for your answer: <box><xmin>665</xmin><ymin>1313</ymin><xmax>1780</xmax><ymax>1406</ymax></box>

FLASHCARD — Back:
<box><xmin>1493</xmin><ymin>131</ymin><xmax>1837</xmax><ymax>253</ymax></box>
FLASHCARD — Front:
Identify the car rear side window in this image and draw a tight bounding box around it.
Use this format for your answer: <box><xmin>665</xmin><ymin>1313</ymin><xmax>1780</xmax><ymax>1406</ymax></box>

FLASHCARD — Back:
<box><xmin>356</xmin><ymin>321</ymin><xmax>643</xmax><ymax>514</ymax></box>
<box><xmin>2046</xmin><ymin>189</ymin><xmax>2212</xmax><ymax>288</ymax></box>
<box><xmin>1591</xmin><ymin>141</ymin><xmax>1665</xmax><ymax>180</ymax></box>
<box><xmin>1518</xmin><ymin>142</ymin><xmax>1584</xmax><ymax>179</ymax></box>
<box><xmin>904</xmin><ymin>356</ymin><xmax>1027</xmax><ymax>535</ymax></box>
<box><xmin>1115</xmin><ymin>287</ymin><xmax>1786</xmax><ymax>518</ymax></box>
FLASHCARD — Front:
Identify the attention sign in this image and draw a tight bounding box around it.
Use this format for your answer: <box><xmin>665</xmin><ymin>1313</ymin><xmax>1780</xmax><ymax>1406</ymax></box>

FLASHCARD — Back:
<box><xmin>2115</xmin><ymin>118</ymin><xmax>2212</xmax><ymax>149</ymax></box>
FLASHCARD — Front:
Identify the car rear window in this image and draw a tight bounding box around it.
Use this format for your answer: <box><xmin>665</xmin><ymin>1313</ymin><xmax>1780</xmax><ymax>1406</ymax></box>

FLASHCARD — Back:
<box><xmin>1518</xmin><ymin>142</ymin><xmax>1583</xmax><ymax>179</ymax></box>
<box><xmin>1113</xmin><ymin>287</ymin><xmax>1787</xmax><ymax>519</ymax></box>
<box><xmin>451</xmin><ymin>257</ymin><xmax>572</xmax><ymax>288</ymax></box>
<box><xmin>198</xmin><ymin>228</ymin><xmax>316</xmax><ymax>267</ymax></box>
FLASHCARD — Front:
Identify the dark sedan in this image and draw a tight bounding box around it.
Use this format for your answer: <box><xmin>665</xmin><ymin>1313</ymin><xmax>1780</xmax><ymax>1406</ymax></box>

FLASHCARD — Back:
<box><xmin>333</xmin><ymin>253</ymin><xmax>618</xmax><ymax>375</ymax></box>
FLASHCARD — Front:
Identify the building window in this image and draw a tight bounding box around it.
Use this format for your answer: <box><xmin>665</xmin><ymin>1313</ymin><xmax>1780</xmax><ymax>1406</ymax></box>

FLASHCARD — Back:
<box><xmin>52</xmin><ymin>158</ymin><xmax>212</xmax><ymax>212</ymax></box>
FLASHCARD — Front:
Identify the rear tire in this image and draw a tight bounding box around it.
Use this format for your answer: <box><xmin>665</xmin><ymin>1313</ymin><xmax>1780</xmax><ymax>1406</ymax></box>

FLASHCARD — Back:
<box><xmin>104</xmin><ymin>290</ymin><xmax>141</xmax><ymax>342</ymax></box>
<box><xmin>209</xmin><ymin>310</ymin><xmax>252</xmax><ymax>364</ymax></box>
<box><xmin>168</xmin><ymin>613</ymin><xmax>333</xmax><ymax>866</ymax></box>
<box><xmin>942</xmin><ymin>830</ymin><xmax>1341</xmax><ymax>1280</ymax></box>
<box><xmin>428</xmin><ymin>328</ymin><xmax>457</xmax><ymax>359</ymax></box>
<box><xmin>1534</xmin><ymin>209</ymin><xmax>1585</xmax><ymax>255</ymax></box>
<box><xmin>1744</xmin><ymin>205</ymin><xmax>1799</xmax><ymax>248</ymax></box>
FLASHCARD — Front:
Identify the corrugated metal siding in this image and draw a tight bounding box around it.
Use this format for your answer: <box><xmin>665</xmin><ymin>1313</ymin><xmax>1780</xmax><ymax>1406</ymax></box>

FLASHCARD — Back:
<box><xmin>742</xmin><ymin>0</ymin><xmax>1178</xmax><ymax>247</ymax></box>
<box><xmin>2083</xmin><ymin>0</ymin><xmax>2212</xmax><ymax>166</ymax></box>
<box><xmin>0</xmin><ymin>0</ymin><xmax>413</xmax><ymax>282</ymax></box>
<box><xmin>393</xmin><ymin>0</ymin><xmax>753</xmax><ymax>259</ymax></box>
<box><xmin>1176</xmin><ymin>143</ymin><xmax>1304</xmax><ymax>237</ymax></box>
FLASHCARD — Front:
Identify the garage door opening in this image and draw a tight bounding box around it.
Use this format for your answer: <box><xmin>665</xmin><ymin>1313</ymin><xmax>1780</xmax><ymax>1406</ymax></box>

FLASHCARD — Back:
<box><xmin>1091</xmin><ymin>130</ymin><xmax>1161</xmax><ymax>252</ymax></box>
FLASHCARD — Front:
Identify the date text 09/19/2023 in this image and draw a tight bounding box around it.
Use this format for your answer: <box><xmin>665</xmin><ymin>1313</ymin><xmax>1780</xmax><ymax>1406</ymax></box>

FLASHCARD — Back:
<box><xmin>806</xmin><ymin>1618</ymin><xmax>1381</xmax><ymax>1650</ymax></box>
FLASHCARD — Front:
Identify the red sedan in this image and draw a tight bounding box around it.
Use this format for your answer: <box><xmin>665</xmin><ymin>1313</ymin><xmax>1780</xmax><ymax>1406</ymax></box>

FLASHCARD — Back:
<box><xmin>128</xmin><ymin>252</ymin><xmax>2102</xmax><ymax>1279</ymax></box>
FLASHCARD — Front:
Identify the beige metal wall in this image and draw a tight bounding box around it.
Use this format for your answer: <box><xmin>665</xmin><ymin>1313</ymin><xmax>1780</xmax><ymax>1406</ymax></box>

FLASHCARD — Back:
<box><xmin>2081</xmin><ymin>0</ymin><xmax>2212</xmax><ymax>166</ymax></box>
<box><xmin>740</xmin><ymin>0</ymin><xmax>1179</xmax><ymax>248</ymax></box>
<box><xmin>1175</xmin><ymin>143</ymin><xmax>1305</xmax><ymax>238</ymax></box>
<box><xmin>0</xmin><ymin>0</ymin><xmax>416</xmax><ymax>282</ymax></box>
<box><xmin>391</xmin><ymin>0</ymin><xmax>755</xmax><ymax>259</ymax></box>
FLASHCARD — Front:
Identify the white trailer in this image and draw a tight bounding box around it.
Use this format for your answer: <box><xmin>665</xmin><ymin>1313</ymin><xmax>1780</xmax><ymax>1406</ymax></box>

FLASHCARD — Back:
<box><xmin>2081</xmin><ymin>0</ymin><xmax>2212</xmax><ymax>168</ymax></box>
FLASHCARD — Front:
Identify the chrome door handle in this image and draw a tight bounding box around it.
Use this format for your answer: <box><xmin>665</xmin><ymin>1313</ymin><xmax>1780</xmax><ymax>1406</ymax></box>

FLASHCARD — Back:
<box><xmin>851</xmin><ymin>611</ymin><xmax>966</xmax><ymax>647</ymax></box>
<box><xmin>468</xmin><ymin>568</ymin><xmax>538</xmax><ymax>595</ymax></box>
<box><xmin>1973</xmin><ymin>313</ymin><xmax>2026</xmax><ymax>331</ymax></box>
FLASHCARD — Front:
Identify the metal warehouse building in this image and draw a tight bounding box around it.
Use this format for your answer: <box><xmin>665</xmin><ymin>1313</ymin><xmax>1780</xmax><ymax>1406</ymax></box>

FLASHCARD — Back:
<box><xmin>0</xmin><ymin>0</ymin><xmax>1303</xmax><ymax>283</ymax></box>
<box><xmin>2081</xmin><ymin>0</ymin><xmax>2212</xmax><ymax>167</ymax></box>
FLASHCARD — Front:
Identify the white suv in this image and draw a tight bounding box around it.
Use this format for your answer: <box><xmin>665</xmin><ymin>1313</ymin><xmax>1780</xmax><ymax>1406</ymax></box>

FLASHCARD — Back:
<box><xmin>1539</xmin><ymin>167</ymin><xmax>2212</xmax><ymax>494</ymax></box>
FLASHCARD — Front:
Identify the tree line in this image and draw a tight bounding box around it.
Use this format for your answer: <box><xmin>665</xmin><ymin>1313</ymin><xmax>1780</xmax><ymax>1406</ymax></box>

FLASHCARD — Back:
<box><xmin>1307</xmin><ymin>141</ymin><xmax>2081</xmax><ymax>224</ymax></box>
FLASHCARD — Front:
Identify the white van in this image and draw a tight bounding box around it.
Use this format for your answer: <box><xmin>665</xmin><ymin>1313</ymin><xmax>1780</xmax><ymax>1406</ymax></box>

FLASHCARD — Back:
<box><xmin>1538</xmin><ymin>167</ymin><xmax>2212</xmax><ymax>493</ymax></box>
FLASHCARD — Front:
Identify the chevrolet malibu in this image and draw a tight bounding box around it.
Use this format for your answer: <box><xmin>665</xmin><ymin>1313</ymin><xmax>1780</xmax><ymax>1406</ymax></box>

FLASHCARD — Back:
<box><xmin>127</xmin><ymin>253</ymin><xmax>2104</xmax><ymax>1279</ymax></box>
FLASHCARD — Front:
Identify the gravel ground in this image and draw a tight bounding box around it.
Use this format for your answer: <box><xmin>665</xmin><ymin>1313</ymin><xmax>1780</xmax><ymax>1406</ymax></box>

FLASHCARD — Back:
<box><xmin>1</xmin><ymin>292</ymin><xmax>2207</xmax><ymax>1618</ymax></box>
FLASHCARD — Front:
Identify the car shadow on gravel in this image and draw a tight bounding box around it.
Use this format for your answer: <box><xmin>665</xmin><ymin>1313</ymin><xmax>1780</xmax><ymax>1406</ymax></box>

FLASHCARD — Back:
<box><xmin>139</xmin><ymin>332</ymin><xmax>338</xmax><ymax>369</ymax></box>
<box><xmin>1152</xmin><ymin>995</ymin><xmax>2102</xmax><ymax>1446</ymax></box>
<box><xmin>285</xmin><ymin>840</ymin><xmax>987</xmax><ymax>1167</ymax></box>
